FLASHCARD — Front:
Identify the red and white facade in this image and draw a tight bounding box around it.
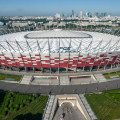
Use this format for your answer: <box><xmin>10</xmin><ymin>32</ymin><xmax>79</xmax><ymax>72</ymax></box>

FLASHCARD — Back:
<box><xmin>0</xmin><ymin>29</ymin><xmax>120</xmax><ymax>72</ymax></box>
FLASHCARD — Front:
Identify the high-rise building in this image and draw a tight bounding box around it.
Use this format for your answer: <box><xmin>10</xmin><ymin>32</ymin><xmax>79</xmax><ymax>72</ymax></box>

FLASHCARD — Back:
<box><xmin>94</xmin><ymin>12</ymin><xmax>99</xmax><ymax>17</ymax></box>
<box><xmin>78</xmin><ymin>11</ymin><xmax>83</xmax><ymax>18</ymax></box>
<box><xmin>61</xmin><ymin>13</ymin><xmax>65</xmax><ymax>18</ymax></box>
<box><xmin>72</xmin><ymin>10</ymin><xmax>74</xmax><ymax>18</ymax></box>
<box><xmin>55</xmin><ymin>13</ymin><xmax>61</xmax><ymax>19</ymax></box>
<box><xmin>101</xmin><ymin>12</ymin><xmax>108</xmax><ymax>17</ymax></box>
<box><xmin>94</xmin><ymin>12</ymin><xmax>108</xmax><ymax>18</ymax></box>
<box><xmin>86</xmin><ymin>12</ymin><xmax>88</xmax><ymax>17</ymax></box>
<box><xmin>86</xmin><ymin>12</ymin><xmax>92</xmax><ymax>18</ymax></box>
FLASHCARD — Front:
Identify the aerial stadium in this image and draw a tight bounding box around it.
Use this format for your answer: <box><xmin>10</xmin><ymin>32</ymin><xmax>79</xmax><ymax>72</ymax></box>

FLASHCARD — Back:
<box><xmin>0</xmin><ymin>28</ymin><xmax>120</xmax><ymax>73</ymax></box>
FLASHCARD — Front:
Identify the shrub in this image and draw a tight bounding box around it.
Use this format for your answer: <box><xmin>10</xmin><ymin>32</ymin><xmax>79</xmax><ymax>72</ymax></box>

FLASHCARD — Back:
<box><xmin>10</xmin><ymin>99</ymin><xmax>13</xmax><ymax>104</ymax></box>
<box><xmin>34</xmin><ymin>94</ymin><xmax>39</xmax><ymax>98</ymax></box>
<box><xmin>1</xmin><ymin>111</ymin><xmax>7</xmax><ymax>116</ymax></box>
<box><xmin>32</xmin><ymin>97</ymin><xmax>35</xmax><ymax>101</ymax></box>
<box><xmin>9</xmin><ymin>107</ymin><xmax>14</xmax><ymax>112</ymax></box>
<box><xmin>4</xmin><ymin>102</ymin><xmax>8</xmax><ymax>107</ymax></box>
<box><xmin>8</xmin><ymin>104</ymin><xmax>12</xmax><ymax>109</ymax></box>
<box><xmin>20</xmin><ymin>104</ymin><xmax>23</xmax><ymax>108</ymax></box>
<box><xmin>15</xmin><ymin>104</ymin><xmax>20</xmax><ymax>110</ymax></box>
<box><xmin>28</xmin><ymin>99</ymin><xmax>32</xmax><ymax>103</ymax></box>
<box><xmin>4</xmin><ymin>107</ymin><xmax>8</xmax><ymax>111</ymax></box>
<box><xmin>23</xmin><ymin>100</ymin><xmax>26</xmax><ymax>104</ymax></box>
<box><xmin>15</xmin><ymin>104</ymin><xmax>19</xmax><ymax>108</ymax></box>
<box><xmin>26</xmin><ymin>100</ymin><xmax>30</xmax><ymax>105</ymax></box>
<box><xmin>4</xmin><ymin>109</ymin><xmax>8</xmax><ymax>115</ymax></box>
<box><xmin>13</xmin><ymin>108</ymin><xmax>17</xmax><ymax>112</ymax></box>
<box><xmin>29</xmin><ymin>96</ymin><xmax>32</xmax><ymax>100</ymax></box>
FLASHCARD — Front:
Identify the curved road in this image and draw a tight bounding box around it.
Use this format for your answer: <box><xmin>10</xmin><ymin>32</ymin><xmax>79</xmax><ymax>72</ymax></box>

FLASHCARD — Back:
<box><xmin>0</xmin><ymin>67</ymin><xmax>120</xmax><ymax>94</ymax></box>
<box><xmin>0</xmin><ymin>79</ymin><xmax>120</xmax><ymax>95</ymax></box>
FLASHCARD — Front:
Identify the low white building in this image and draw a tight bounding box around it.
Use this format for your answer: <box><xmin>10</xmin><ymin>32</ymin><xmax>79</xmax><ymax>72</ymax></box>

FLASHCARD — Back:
<box><xmin>0</xmin><ymin>22</ymin><xmax>4</xmax><ymax>26</ymax></box>
<box><xmin>12</xmin><ymin>22</ymin><xmax>29</xmax><ymax>27</ymax></box>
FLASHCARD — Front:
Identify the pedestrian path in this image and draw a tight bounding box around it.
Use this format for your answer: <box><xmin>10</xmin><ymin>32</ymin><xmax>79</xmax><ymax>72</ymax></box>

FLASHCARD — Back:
<box><xmin>79</xmin><ymin>94</ymin><xmax>97</xmax><ymax>120</ymax></box>
<box><xmin>43</xmin><ymin>95</ymin><xmax>55</xmax><ymax>120</ymax></box>
<box><xmin>20</xmin><ymin>75</ymin><xmax>33</xmax><ymax>84</ymax></box>
<box><xmin>94</xmin><ymin>74</ymin><xmax>107</xmax><ymax>82</ymax></box>
<box><xmin>60</xmin><ymin>76</ymin><xmax>69</xmax><ymax>85</ymax></box>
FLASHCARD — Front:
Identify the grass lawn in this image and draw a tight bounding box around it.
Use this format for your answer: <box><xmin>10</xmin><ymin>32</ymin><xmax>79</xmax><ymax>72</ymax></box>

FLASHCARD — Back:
<box><xmin>0</xmin><ymin>91</ymin><xmax>48</xmax><ymax>120</ymax></box>
<box><xmin>0</xmin><ymin>73</ymin><xmax>22</xmax><ymax>81</ymax></box>
<box><xmin>85</xmin><ymin>89</ymin><xmax>120</xmax><ymax>120</ymax></box>
<box><xmin>103</xmin><ymin>71</ymin><xmax>120</xmax><ymax>79</ymax></box>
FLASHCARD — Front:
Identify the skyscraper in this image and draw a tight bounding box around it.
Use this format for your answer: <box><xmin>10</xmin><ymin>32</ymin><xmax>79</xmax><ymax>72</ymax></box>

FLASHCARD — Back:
<box><xmin>72</xmin><ymin>10</ymin><xmax>74</xmax><ymax>18</ymax></box>
<box><xmin>78</xmin><ymin>11</ymin><xmax>83</xmax><ymax>18</ymax></box>
<box><xmin>100</xmin><ymin>12</ymin><xmax>106</xmax><ymax>17</ymax></box>
<box><xmin>94</xmin><ymin>12</ymin><xmax>99</xmax><ymax>17</ymax></box>
<box><xmin>86</xmin><ymin>12</ymin><xmax>93</xmax><ymax>18</ymax></box>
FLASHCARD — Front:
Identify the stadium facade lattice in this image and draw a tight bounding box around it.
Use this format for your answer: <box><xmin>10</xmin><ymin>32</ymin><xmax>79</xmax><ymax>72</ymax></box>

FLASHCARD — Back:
<box><xmin>0</xmin><ymin>29</ymin><xmax>120</xmax><ymax>73</ymax></box>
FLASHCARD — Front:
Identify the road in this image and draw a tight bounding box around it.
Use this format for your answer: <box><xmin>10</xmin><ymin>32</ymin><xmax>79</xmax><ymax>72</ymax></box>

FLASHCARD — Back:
<box><xmin>0</xmin><ymin>78</ymin><xmax>120</xmax><ymax>95</ymax></box>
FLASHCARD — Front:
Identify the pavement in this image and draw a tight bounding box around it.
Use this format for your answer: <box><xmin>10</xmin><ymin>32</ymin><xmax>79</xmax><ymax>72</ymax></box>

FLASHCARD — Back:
<box><xmin>20</xmin><ymin>75</ymin><xmax>33</xmax><ymax>84</ymax></box>
<box><xmin>60</xmin><ymin>76</ymin><xmax>69</xmax><ymax>85</ymax></box>
<box><xmin>94</xmin><ymin>74</ymin><xmax>107</xmax><ymax>82</ymax></box>
<box><xmin>53</xmin><ymin>106</ymin><xmax>86</xmax><ymax>120</ymax></box>
<box><xmin>70</xmin><ymin>77</ymin><xmax>95</xmax><ymax>85</ymax></box>
<box><xmin>31</xmin><ymin>77</ymin><xmax>59</xmax><ymax>85</ymax></box>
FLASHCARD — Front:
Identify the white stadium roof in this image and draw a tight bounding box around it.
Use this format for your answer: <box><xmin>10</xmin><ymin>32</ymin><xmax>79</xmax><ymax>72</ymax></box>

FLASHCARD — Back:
<box><xmin>0</xmin><ymin>29</ymin><xmax>120</xmax><ymax>53</ymax></box>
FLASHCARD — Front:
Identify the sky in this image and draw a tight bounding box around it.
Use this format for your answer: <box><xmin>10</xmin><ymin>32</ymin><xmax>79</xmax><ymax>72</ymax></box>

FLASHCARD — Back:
<box><xmin>0</xmin><ymin>0</ymin><xmax>120</xmax><ymax>16</ymax></box>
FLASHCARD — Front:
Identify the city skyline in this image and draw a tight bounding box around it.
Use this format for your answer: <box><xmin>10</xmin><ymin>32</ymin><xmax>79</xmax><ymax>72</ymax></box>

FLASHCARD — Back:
<box><xmin>0</xmin><ymin>0</ymin><xmax>120</xmax><ymax>16</ymax></box>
